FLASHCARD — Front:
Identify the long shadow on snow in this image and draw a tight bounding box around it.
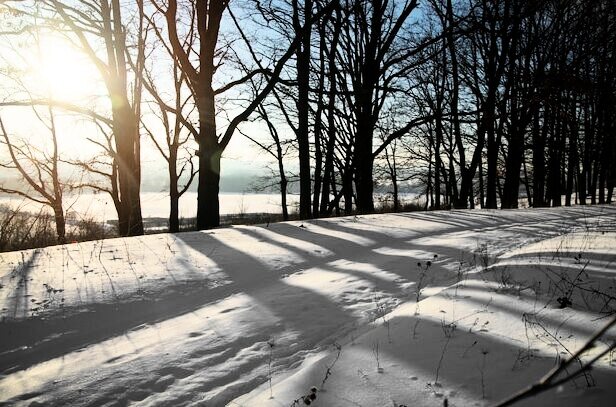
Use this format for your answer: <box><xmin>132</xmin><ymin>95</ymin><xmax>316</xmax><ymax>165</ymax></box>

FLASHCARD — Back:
<box><xmin>173</xmin><ymin>230</ymin><xmax>355</xmax><ymax>339</ymax></box>
<box><xmin>0</xmin><ymin>228</ymin><xmax>362</xmax><ymax>377</ymax></box>
<box><xmin>480</xmin><ymin>264</ymin><xmax>616</xmax><ymax>316</ymax></box>
<box><xmin>235</xmin><ymin>226</ymin><xmax>422</xmax><ymax>295</ymax></box>
<box><xmin>3</xmin><ymin>206</ymin><xmax>614</xmax><ymax>377</ymax></box>
<box><xmin>296</xmin><ymin>220</ymin><xmax>539</xmax><ymax>270</ymax></box>
<box><xmin>301</xmin><ymin>212</ymin><xmax>560</xmax><ymax>249</ymax></box>
<box><xmin>0</xmin><ymin>220</ymin><xmax>419</xmax><ymax>375</ymax></box>
<box><xmin>141</xmin><ymin>220</ymin><xmax>538</xmax><ymax>406</ymax></box>
<box><xmin>3</xmin><ymin>249</ymin><xmax>40</xmax><ymax>320</ymax></box>
<box><xmin>426</xmin><ymin>278</ymin><xmax>607</xmax><ymax>338</ymax></box>
<box><xmin>0</xmin><ymin>278</ymin><xmax>229</xmax><ymax>375</ymax></box>
<box><xmin>238</xmin><ymin>222</ymin><xmax>487</xmax><ymax>301</ymax></box>
<box><xmin>232</xmin><ymin>214</ymin><xmax>597</xmax><ymax>310</ymax></box>
<box><xmin>348</xmin><ymin>315</ymin><xmax>616</xmax><ymax>406</ymax></box>
<box><xmin>393</xmin><ymin>206</ymin><xmax>616</xmax><ymax>234</ymax></box>
<box><xmin>504</xmin><ymin>250</ymin><xmax>616</xmax><ymax>264</ymax></box>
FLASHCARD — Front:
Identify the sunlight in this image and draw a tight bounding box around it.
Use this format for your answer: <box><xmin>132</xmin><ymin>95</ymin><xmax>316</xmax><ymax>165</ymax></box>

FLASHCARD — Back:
<box><xmin>0</xmin><ymin>292</ymin><xmax>279</xmax><ymax>403</ymax></box>
<box><xmin>30</xmin><ymin>35</ymin><xmax>99</xmax><ymax>101</ymax></box>
<box><xmin>297</xmin><ymin>222</ymin><xmax>375</xmax><ymax>246</ymax></box>
<box><xmin>235</xmin><ymin>225</ymin><xmax>333</xmax><ymax>257</ymax></box>
<box><xmin>208</xmin><ymin>228</ymin><xmax>305</xmax><ymax>270</ymax></box>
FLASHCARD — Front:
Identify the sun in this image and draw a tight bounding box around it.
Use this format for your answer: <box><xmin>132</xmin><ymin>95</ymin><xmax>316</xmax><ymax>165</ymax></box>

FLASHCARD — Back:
<box><xmin>31</xmin><ymin>34</ymin><xmax>101</xmax><ymax>102</ymax></box>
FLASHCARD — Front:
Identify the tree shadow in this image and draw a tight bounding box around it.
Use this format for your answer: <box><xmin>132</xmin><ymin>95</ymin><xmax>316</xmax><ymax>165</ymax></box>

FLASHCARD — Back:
<box><xmin>344</xmin><ymin>314</ymin><xmax>616</xmax><ymax>406</ymax></box>
<box><xmin>3</xmin><ymin>205</ymin><xmax>615</xmax><ymax>401</ymax></box>
<box><xmin>173</xmin><ymin>230</ymin><xmax>357</xmax><ymax>338</ymax></box>
<box><xmin>3</xmin><ymin>249</ymin><xmax>40</xmax><ymax>320</ymax></box>
<box><xmin>235</xmin><ymin>226</ymin><xmax>425</xmax><ymax>294</ymax></box>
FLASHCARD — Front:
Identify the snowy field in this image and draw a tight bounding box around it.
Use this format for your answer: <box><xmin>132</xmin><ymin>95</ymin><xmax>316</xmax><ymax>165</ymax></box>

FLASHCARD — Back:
<box><xmin>1</xmin><ymin>206</ymin><xmax>615</xmax><ymax>406</ymax></box>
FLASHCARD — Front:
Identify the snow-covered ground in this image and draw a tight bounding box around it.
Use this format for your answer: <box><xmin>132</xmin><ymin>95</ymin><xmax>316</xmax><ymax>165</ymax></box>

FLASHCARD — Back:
<box><xmin>1</xmin><ymin>206</ymin><xmax>615</xmax><ymax>406</ymax></box>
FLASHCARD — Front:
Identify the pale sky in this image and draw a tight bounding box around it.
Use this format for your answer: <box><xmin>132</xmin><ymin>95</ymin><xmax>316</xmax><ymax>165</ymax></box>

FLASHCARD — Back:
<box><xmin>0</xmin><ymin>27</ymin><xmax>284</xmax><ymax>195</ymax></box>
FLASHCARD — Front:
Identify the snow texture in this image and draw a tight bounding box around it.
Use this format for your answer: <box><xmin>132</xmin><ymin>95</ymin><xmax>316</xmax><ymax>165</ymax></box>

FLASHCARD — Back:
<box><xmin>1</xmin><ymin>205</ymin><xmax>615</xmax><ymax>406</ymax></box>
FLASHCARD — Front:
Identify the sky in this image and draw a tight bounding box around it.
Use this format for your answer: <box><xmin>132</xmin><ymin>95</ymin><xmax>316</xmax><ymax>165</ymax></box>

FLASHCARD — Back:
<box><xmin>0</xmin><ymin>16</ymin><xmax>282</xmax><ymax>196</ymax></box>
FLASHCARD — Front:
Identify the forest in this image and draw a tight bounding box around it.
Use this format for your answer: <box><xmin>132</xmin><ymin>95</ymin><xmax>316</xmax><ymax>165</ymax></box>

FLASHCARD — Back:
<box><xmin>0</xmin><ymin>0</ymin><xmax>615</xmax><ymax>242</ymax></box>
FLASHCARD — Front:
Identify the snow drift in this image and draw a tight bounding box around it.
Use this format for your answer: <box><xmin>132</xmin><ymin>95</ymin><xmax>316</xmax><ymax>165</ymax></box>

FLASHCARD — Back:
<box><xmin>1</xmin><ymin>205</ymin><xmax>615</xmax><ymax>406</ymax></box>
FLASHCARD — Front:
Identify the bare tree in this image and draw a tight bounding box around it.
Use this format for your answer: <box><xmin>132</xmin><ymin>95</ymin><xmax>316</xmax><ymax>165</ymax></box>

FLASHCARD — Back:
<box><xmin>241</xmin><ymin>101</ymin><xmax>293</xmax><ymax>221</ymax></box>
<box><xmin>337</xmin><ymin>0</ymin><xmax>449</xmax><ymax>213</ymax></box>
<box><xmin>0</xmin><ymin>113</ymin><xmax>67</xmax><ymax>243</ymax></box>
<box><xmin>138</xmin><ymin>15</ymin><xmax>199</xmax><ymax>233</ymax></box>
<box><xmin>154</xmin><ymin>0</ymin><xmax>336</xmax><ymax>229</ymax></box>
<box><xmin>69</xmin><ymin>124</ymin><xmax>122</xmax><ymax>223</ymax></box>
<box><xmin>45</xmin><ymin>0</ymin><xmax>145</xmax><ymax>236</ymax></box>
<box><xmin>142</xmin><ymin>70</ymin><xmax>198</xmax><ymax>232</ymax></box>
<box><xmin>0</xmin><ymin>13</ymin><xmax>72</xmax><ymax>243</ymax></box>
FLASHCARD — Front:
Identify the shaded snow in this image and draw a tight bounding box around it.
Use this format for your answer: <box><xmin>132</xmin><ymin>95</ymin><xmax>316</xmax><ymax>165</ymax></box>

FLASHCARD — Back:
<box><xmin>1</xmin><ymin>205</ymin><xmax>615</xmax><ymax>406</ymax></box>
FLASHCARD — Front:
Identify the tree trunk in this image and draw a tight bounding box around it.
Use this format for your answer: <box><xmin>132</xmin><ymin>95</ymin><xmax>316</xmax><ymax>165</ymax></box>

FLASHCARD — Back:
<box><xmin>280</xmin><ymin>175</ymin><xmax>289</xmax><ymax>221</ymax></box>
<box><xmin>197</xmin><ymin>142</ymin><xmax>221</xmax><ymax>229</ymax></box>
<box><xmin>590</xmin><ymin>157</ymin><xmax>599</xmax><ymax>204</ymax></box>
<box><xmin>565</xmin><ymin>100</ymin><xmax>578</xmax><ymax>207</ymax></box>
<box><xmin>532</xmin><ymin>110</ymin><xmax>546</xmax><ymax>207</ymax></box>
<box><xmin>548</xmin><ymin>108</ymin><xmax>562</xmax><ymax>207</ymax></box>
<box><xmin>343</xmin><ymin>165</ymin><xmax>354</xmax><ymax>215</ymax></box>
<box><xmin>113</xmin><ymin>102</ymin><xmax>143</xmax><ymax>236</ymax></box>
<box><xmin>446</xmin><ymin>0</ymin><xmax>463</xmax><ymax>205</ymax></box>
<box><xmin>295</xmin><ymin>0</ymin><xmax>312</xmax><ymax>220</ymax></box>
<box><xmin>52</xmin><ymin>204</ymin><xmax>66</xmax><ymax>244</ymax></box>
<box><xmin>522</xmin><ymin>157</ymin><xmax>532</xmax><ymax>207</ymax></box>
<box><xmin>319</xmin><ymin>7</ymin><xmax>341</xmax><ymax>216</ymax></box>
<box><xmin>385</xmin><ymin>146</ymin><xmax>399</xmax><ymax>212</ymax></box>
<box><xmin>312</xmin><ymin>20</ymin><xmax>328</xmax><ymax>217</ymax></box>
<box><xmin>485</xmin><ymin>114</ymin><xmax>498</xmax><ymax>209</ymax></box>
<box><xmin>196</xmin><ymin>87</ymin><xmax>221</xmax><ymax>229</ymax></box>
<box><xmin>502</xmin><ymin>133</ymin><xmax>523</xmax><ymax>209</ymax></box>
<box><xmin>320</xmin><ymin>126</ymin><xmax>336</xmax><ymax>216</ymax></box>
<box><xmin>502</xmin><ymin>78</ymin><xmax>524</xmax><ymax>209</ymax></box>
<box><xmin>434</xmin><ymin>122</ymin><xmax>442</xmax><ymax>209</ymax></box>
<box><xmin>169</xmin><ymin>191</ymin><xmax>179</xmax><ymax>233</ymax></box>
<box><xmin>168</xmin><ymin>146</ymin><xmax>180</xmax><ymax>232</ymax></box>
<box><xmin>277</xmin><ymin>141</ymin><xmax>289</xmax><ymax>221</ymax></box>
<box><xmin>354</xmin><ymin>125</ymin><xmax>375</xmax><ymax>214</ymax></box>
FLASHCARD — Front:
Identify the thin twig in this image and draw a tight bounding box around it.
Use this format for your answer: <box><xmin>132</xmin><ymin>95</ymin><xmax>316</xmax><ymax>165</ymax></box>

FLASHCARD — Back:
<box><xmin>491</xmin><ymin>314</ymin><xmax>616</xmax><ymax>407</ymax></box>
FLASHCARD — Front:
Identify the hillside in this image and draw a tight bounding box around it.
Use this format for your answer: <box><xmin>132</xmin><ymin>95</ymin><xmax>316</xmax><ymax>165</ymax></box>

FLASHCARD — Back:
<box><xmin>1</xmin><ymin>206</ymin><xmax>615</xmax><ymax>406</ymax></box>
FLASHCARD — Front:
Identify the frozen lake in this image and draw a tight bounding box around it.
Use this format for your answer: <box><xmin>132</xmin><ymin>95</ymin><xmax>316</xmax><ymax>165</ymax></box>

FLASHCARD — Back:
<box><xmin>0</xmin><ymin>192</ymin><xmax>298</xmax><ymax>220</ymax></box>
<box><xmin>0</xmin><ymin>191</ymin><xmax>420</xmax><ymax>221</ymax></box>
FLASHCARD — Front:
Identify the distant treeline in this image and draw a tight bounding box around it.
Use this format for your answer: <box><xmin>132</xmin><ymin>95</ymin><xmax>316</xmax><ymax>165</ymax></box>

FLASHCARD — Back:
<box><xmin>0</xmin><ymin>0</ymin><xmax>614</xmax><ymax>245</ymax></box>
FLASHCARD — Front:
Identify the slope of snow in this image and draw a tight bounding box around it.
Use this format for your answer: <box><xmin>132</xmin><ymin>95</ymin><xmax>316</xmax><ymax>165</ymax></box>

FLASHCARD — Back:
<box><xmin>1</xmin><ymin>205</ymin><xmax>615</xmax><ymax>406</ymax></box>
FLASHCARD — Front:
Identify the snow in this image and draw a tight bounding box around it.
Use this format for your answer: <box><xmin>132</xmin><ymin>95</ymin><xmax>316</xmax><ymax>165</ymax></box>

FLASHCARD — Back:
<box><xmin>1</xmin><ymin>205</ymin><xmax>615</xmax><ymax>406</ymax></box>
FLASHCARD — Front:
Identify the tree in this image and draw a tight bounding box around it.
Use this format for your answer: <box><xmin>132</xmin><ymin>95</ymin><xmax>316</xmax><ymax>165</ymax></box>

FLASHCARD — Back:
<box><xmin>155</xmin><ymin>0</ymin><xmax>336</xmax><ymax>229</ymax></box>
<box><xmin>141</xmin><ymin>62</ymin><xmax>198</xmax><ymax>233</ymax></box>
<box><xmin>242</xmin><ymin>101</ymin><xmax>293</xmax><ymax>221</ymax></box>
<box><xmin>336</xmin><ymin>0</ymin><xmax>420</xmax><ymax>213</ymax></box>
<box><xmin>47</xmin><ymin>0</ymin><xmax>145</xmax><ymax>235</ymax></box>
<box><xmin>138</xmin><ymin>13</ymin><xmax>199</xmax><ymax>233</ymax></box>
<box><xmin>294</xmin><ymin>0</ymin><xmax>314</xmax><ymax>219</ymax></box>
<box><xmin>318</xmin><ymin>4</ymin><xmax>343</xmax><ymax>216</ymax></box>
<box><xmin>0</xmin><ymin>113</ymin><xmax>67</xmax><ymax>243</ymax></box>
<box><xmin>0</xmin><ymin>11</ymin><xmax>76</xmax><ymax>244</ymax></box>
